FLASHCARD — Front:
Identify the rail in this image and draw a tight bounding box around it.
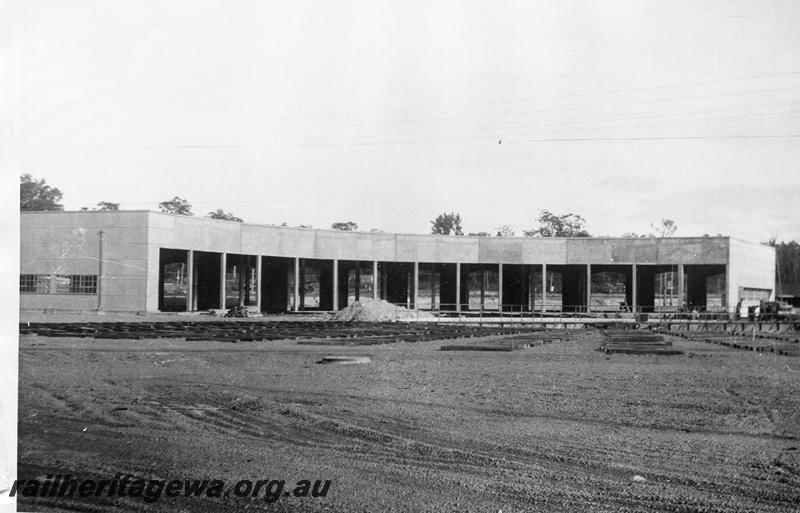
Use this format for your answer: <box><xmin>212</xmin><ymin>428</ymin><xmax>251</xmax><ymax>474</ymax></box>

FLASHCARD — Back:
<box><xmin>371</xmin><ymin>302</ymin><xmax>800</xmax><ymax>328</ymax></box>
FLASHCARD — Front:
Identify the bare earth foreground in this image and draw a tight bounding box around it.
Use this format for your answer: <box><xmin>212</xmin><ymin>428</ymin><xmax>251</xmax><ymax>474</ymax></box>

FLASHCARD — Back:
<box><xmin>17</xmin><ymin>326</ymin><xmax>800</xmax><ymax>512</ymax></box>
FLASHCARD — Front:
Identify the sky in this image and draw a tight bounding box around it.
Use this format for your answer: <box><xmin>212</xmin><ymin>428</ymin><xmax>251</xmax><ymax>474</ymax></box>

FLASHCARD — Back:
<box><xmin>6</xmin><ymin>0</ymin><xmax>800</xmax><ymax>241</ymax></box>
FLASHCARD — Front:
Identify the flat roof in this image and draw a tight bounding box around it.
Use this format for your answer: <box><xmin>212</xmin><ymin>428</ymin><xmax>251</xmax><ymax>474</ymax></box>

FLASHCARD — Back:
<box><xmin>20</xmin><ymin>209</ymin><xmax>742</xmax><ymax>243</ymax></box>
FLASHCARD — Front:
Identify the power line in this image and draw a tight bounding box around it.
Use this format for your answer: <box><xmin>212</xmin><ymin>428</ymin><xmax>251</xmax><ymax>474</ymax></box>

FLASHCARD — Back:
<box><xmin>274</xmin><ymin>85</ymin><xmax>800</xmax><ymax>133</ymax></box>
<box><xmin>92</xmin><ymin>86</ymin><xmax>800</xmax><ymax>150</ymax></box>
<box><xmin>119</xmin><ymin>200</ymin><xmax>296</xmax><ymax>205</ymax></box>
<box><xmin>93</xmin><ymin>126</ymin><xmax>800</xmax><ymax>150</ymax></box>
<box><xmin>286</xmin><ymin>101</ymin><xmax>800</xmax><ymax>142</ymax></box>
<box><xmin>522</xmin><ymin>135</ymin><xmax>800</xmax><ymax>143</ymax></box>
<box><xmin>221</xmin><ymin>70</ymin><xmax>800</xmax><ymax>125</ymax></box>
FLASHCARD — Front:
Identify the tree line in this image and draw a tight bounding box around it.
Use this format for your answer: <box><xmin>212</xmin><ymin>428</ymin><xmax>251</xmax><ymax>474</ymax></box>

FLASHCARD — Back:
<box><xmin>429</xmin><ymin>210</ymin><xmax>592</xmax><ymax>237</ymax></box>
<box><xmin>19</xmin><ymin>173</ymin><xmax>800</xmax><ymax>296</ymax></box>
<box><xmin>769</xmin><ymin>239</ymin><xmax>800</xmax><ymax>296</ymax></box>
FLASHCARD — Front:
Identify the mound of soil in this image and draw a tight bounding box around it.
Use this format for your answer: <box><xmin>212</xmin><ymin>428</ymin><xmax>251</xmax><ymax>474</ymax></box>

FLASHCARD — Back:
<box><xmin>332</xmin><ymin>299</ymin><xmax>434</xmax><ymax>322</ymax></box>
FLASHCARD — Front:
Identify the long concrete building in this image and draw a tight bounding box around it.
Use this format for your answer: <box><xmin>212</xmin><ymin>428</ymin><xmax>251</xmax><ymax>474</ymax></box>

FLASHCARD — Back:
<box><xmin>20</xmin><ymin>211</ymin><xmax>776</xmax><ymax>316</ymax></box>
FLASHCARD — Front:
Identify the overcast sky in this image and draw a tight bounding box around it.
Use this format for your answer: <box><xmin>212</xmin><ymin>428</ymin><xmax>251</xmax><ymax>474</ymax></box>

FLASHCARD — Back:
<box><xmin>8</xmin><ymin>0</ymin><xmax>800</xmax><ymax>241</ymax></box>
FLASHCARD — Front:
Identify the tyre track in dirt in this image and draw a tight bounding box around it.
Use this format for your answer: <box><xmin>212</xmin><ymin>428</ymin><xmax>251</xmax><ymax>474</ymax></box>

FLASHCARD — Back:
<box><xmin>273</xmin><ymin>404</ymin><xmax>798</xmax><ymax>511</ymax></box>
<box><xmin>27</xmin><ymin>379</ymin><xmax>791</xmax><ymax>512</ymax></box>
<box><xmin>127</xmin><ymin>381</ymin><xmax>798</xmax><ymax>512</ymax></box>
<box><xmin>33</xmin><ymin>373</ymin><xmax>800</xmax><ymax>511</ymax></box>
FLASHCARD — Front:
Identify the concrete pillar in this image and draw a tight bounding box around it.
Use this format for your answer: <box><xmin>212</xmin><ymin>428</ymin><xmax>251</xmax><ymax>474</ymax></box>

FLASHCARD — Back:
<box><xmin>381</xmin><ymin>266</ymin><xmax>388</xmax><ymax>301</ymax></box>
<box><xmin>541</xmin><ymin>264</ymin><xmax>547</xmax><ymax>312</ymax></box>
<box><xmin>677</xmin><ymin>264</ymin><xmax>685</xmax><ymax>309</ymax></box>
<box><xmin>372</xmin><ymin>261</ymin><xmax>379</xmax><ymax>300</ymax></box>
<box><xmin>219</xmin><ymin>252</ymin><xmax>227</xmax><ymax>309</ymax></box>
<box><xmin>498</xmin><ymin>263</ymin><xmax>503</xmax><ymax>312</ymax></box>
<box><xmin>299</xmin><ymin>259</ymin><xmax>305</xmax><ymax>309</ymax></box>
<box><xmin>186</xmin><ymin>249</ymin><xmax>194</xmax><ymax>312</ymax></box>
<box><xmin>413</xmin><ymin>262</ymin><xmax>419</xmax><ymax>309</ymax></box>
<box><xmin>455</xmin><ymin>263</ymin><xmax>461</xmax><ymax>313</ymax></box>
<box><xmin>293</xmin><ymin>257</ymin><xmax>300</xmax><ymax>312</ymax></box>
<box><xmin>332</xmin><ymin>259</ymin><xmax>339</xmax><ymax>311</ymax></box>
<box><xmin>480</xmin><ymin>267</ymin><xmax>485</xmax><ymax>309</ymax></box>
<box><xmin>239</xmin><ymin>256</ymin><xmax>246</xmax><ymax>307</ymax></box>
<box><xmin>193</xmin><ymin>266</ymin><xmax>198</xmax><ymax>311</ymax></box>
<box><xmin>406</xmin><ymin>271</ymin><xmax>411</xmax><ymax>309</ymax></box>
<box><xmin>255</xmin><ymin>256</ymin><xmax>262</xmax><ymax>311</ymax></box>
<box><xmin>631</xmin><ymin>263</ymin><xmax>637</xmax><ymax>311</ymax></box>
<box><xmin>355</xmin><ymin>266</ymin><xmax>361</xmax><ymax>301</ymax></box>
<box><xmin>586</xmin><ymin>264</ymin><xmax>592</xmax><ymax>313</ymax></box>
<box><xmin>528</xmin><ymin>268</ymin><xmax>533</xmax><ymax>311</ymax></box>
<box><xmin>724</xmin><ymin>264</ymin><xmax>731</xmax><ymax>314</ymax></box>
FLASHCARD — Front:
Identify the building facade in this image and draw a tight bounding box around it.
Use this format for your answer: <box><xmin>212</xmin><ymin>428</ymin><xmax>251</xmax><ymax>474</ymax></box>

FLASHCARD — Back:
<box><xmin>20</xmin><ymin>211</ymin><xmax>776</xmax><ymax>315</ymax></box>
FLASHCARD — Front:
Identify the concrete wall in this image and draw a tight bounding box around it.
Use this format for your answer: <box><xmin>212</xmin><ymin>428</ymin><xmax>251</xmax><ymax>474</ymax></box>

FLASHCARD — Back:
<box><xmin>564</xmin><ymin>238</ymin><xmax>728</xmax><ymax>265</ymax></box>
<box><xmin>21</xmin><ymin>212</ymin><xmax>772</xmax><ymax>313</ymax></box>
<box><xmin>316</xmin><ymin>231</ymin><xmax>396</xmax><ymax>262</ymax></box>
<box><xmin>728</xmin><ymin>238</ymin><xmax>776</xmax><ymax>308</ymax></box>
<box><xmin>145</xmin><ymin>212</ymin><xmax>733</xmax><ymax>265</ymax></box>
<box><xmin>21</xmin><ymin>211</ymin><xmax>150</xmax><ymax>311</ymax></box>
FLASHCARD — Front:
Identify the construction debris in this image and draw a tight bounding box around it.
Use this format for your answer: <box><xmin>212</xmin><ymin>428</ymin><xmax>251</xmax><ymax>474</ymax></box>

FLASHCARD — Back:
<box><xmin>331</xmin><ymin>299</ymin><xmax>434</xmax><ymax>322</ymax></box>
<box><xmin>440</xmin><ymin>344</ymin><xmax>518</xmax><ymax>352</ymax></box>
<box><xmin>316</xmin><ymin>356</ymin><xmax>371</xmax><ymax>365</ymax></box>
<box><xmin>440</xmin><ymin>334</ymin><xmax>562</xmax><ymax>351</ymax></box>
<box><xmin>600</xmin><ymin>330</ymin><xmax>684</xmax><ymax>355</ymax></box>
<box><xmin>224</xmin><ymin>306</ymin><xmax>250</xmax><ymax>318</ymax></box>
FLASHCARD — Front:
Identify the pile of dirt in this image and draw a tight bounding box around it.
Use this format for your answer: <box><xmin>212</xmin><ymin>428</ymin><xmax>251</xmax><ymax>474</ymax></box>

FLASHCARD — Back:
<box><xmin>331</xmin><ymin>299</ymin><xmax>434</xmax><ymax>322</ymax></box>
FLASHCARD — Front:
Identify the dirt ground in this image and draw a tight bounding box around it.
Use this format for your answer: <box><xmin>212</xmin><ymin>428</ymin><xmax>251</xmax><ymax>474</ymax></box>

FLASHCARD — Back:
<box><xmin>17</xmin><ymin>328</ymin><xmax>800</xmax><ymax>512</ymax></box>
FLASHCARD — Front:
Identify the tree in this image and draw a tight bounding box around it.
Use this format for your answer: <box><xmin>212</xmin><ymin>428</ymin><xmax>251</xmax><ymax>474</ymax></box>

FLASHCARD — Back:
<box><xmin>206</xmin><ymin>209</ymin><xmax>243</xmax><ymax>222</ymax></box>
<box><xmin>495</xmin><ymin>225</ymin><xmax>515</xmax><ymax>237</ymax></box>
<box><xmin>331</xmin><ymin>221</ymin><xmax>358</xmax><ymax>231</ymax></box>
<box><xmin>97</xmin><ymin>201</ymin><xmax>119</xmax><ymax>211</ymax></box>
<box><xmin>159</xmin><ymin>196</ymin><xmax>193</xmax><ymax>216</ymax></box>
<box><xmin>650</xmin><ymin>218</ymin><xmax>677</xmax><ymax>238</ymax></box>
<box><xmin>768</xmin><ymin>239</ymin><xmax>800</xmax><ymax>297</ymax></box>
<box><xmin>523</xmin><ymin>210</ymin><xmax>590</xmax><ymax>237</ymax></box>
<box><xmin>430</xmin><ymin>212</ymin><xmax>463</xmax><ymax>235</ymax></box>
<box><xmin>20</xmin><ymin>174</ymin><xmax>64</xmax><ymax>211</ymax></box>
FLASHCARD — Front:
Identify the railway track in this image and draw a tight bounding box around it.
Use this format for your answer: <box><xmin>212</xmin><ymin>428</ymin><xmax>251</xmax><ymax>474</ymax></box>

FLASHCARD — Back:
<box><xmin>19</xmin><ymin>321</ymin><xmax>547</xmax><ymax>345</ymax></box>
<box><xmin>660</xmin><ymin>329</ymin><xmax>800</xmax><ymax>356</ymax></box>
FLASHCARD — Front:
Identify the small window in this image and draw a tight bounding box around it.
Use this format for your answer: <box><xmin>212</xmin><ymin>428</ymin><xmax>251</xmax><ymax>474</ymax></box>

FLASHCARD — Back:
<box><xmin>741</xmin><ymin>288</ymin><xmax>770</xmax><ymax>302</ymax></box>
<box><xmin>20</xmin><ymin>274</ymin><xmax>50</xmax><ymax>293</ymax></box>
<box><xmin>55</xmin><ymin>274</ymin><xmax>98</xmax><ymax>294</ymax></box>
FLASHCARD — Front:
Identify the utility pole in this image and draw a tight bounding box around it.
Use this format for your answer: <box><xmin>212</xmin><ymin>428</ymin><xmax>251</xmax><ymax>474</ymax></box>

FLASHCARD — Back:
<box><xmin>97</xmin><ymin>230</ymin><xmax>104</xmax><ymax>311</ymax></box>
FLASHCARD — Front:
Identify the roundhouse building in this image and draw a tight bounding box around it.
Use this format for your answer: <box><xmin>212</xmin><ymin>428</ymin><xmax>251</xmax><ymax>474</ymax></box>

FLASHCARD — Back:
<box><xmin>20</xmin><ymin>211</ymin><xmax>776</xmax><ymax>316</ymax></box>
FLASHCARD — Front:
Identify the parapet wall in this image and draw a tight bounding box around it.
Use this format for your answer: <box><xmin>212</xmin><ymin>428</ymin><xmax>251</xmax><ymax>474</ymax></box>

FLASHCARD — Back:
<box><xmin>147</xmin><ymin>211</ymin><xmax>731</xmax><ymax>265</ymax></box>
